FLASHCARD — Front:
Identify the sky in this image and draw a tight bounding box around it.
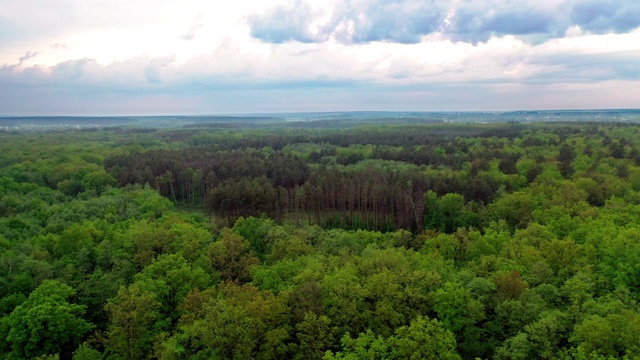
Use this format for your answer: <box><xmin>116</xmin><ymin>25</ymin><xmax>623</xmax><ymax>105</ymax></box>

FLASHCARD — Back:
<box><xmin>1</xmin><ymin>0</ymin><xmax>639</xmax><ymax>115</ymax></box>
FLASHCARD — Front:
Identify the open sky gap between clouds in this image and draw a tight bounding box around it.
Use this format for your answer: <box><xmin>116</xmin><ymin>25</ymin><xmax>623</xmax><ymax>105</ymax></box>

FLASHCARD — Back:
<box><xmin>1</xmin><ymin>0</ymin><xmax>639</xmax><ymax>114</ymax></box>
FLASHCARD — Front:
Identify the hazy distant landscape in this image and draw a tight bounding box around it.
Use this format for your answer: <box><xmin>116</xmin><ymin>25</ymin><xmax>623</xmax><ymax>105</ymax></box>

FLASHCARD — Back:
<box><xmin>3</xmin><ymin>109</ymin><xmax>640</xmax><ymax>131</ymax></box>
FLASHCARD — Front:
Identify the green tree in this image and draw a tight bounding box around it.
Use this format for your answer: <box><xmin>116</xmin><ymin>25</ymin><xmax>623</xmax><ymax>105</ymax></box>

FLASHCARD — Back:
<box><xmin>433</xmin><ymin>282</ymin><xmax>485</xmax><ymax>334</ymax></box>
<box><xmin>322</xmin><ymin>265</ymin><xmax>367</xmax><ymax>337</ymax></box>
<box><xmin>361</xmin><ymin>269</ymin><xmax>407</xmax><ymax>337</ymax></box>
<box><xmin>158</xmin><ymin>294</ymin><xmax>258</xmax><ymax>360</ymax></box>
<box><xmin>3</xmin><ymin>280</ymin><xmax>93</xmax><ymax>359</ymax></box>
<box><xmin>485</xmin><ymin>191</ymin><xmax>536</xmax><ymax>230</ymax></box>
<box><xmin>388</xmin><ymin>316</ymin><xmax>461</xmax><ymax>360</ymax></box>
<box><xmin>325</xmin><ymin>316</ymin><xmax>460</xmax><ymax>360</ymax></box>
<box><xmin>294</xmin><ymin>312</ymin><xmax>334</xmax><ymax>360</ymax></box>
<box><xmin>168</xmin><ymin>222</ymin><xmax>211</xmax><ymax>263</ymax></box>
<box><xmin>81</xmin><ymin>170</ymin><xmax>117</xmax><ymax>194</ymax></box>
<box><xmin>324</xmin><ymin>330</ymin><xmax>390</xmax><ymax>360</ymax></box>
<box><xmin>573</xmin><ymin>311</ymin><xmax>640</xmax><ymax>359</ymax></box>
<box><xmin>232</xmin><ymin>216</ymin><xmax>277</xmax><ymax>260</ymax></box>
<box><xmin>72</xmin><ymin>342</ymin><xmax>103</xmax><ymax>360</ymax></box>
<box><xmin>207</xmin><ymin>229</ymin><xmax>260</xmax><ymax>283</ymax></box>
<box><xmin>218</xmin><ymin>282</ymin><xmax>291</xmax><ymax>359</ymax></box>
<box><xmin>495</xmin><ymin>310</ymin><xmax>570</xmax><ymax>360</ymax></box>
<box><xmin>134</xmin><ymin>254</ymin><xmax>209</xmax><ymax>326</ymax></box>
<box><xmin>105</xmin><ymin>284</ymin><xmax>161</xmax><ymax>360</ymax></box>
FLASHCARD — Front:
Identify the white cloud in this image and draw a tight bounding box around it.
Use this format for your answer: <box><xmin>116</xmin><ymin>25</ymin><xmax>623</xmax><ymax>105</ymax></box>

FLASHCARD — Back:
<box><xmin>1</xmin><ymin>0</ymin><xmax>639</xmax><ymax>114</ymax></box>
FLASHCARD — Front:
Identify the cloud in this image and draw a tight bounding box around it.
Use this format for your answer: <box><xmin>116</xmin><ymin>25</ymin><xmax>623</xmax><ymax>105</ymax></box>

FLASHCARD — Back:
<box><xmin>1</xmin><ymin>0</ymin><xmax>640</xmax><ymax>115</ymax></box>
<box><xmin>248</xmin><ymin>0</ymin><xmax>326</xmax><ymax>43</ymax></box>
<box><xmin>247</xmin><ymin>0</ymin><xmax>640</xmax><ymax>44</ymax></box>
<box><xmin>181</xmin><ymin>24</ymin><xmax>203</xmax><ymax>40</ymax></box>
<box><xmin>50</xmin><ymin>58</ymin><xmax>98</xmax><ymax>82</ymax></box>
<box><xmin>2</xmin><ymin>31</ymin><xmax>638</xmax><ymax>98</ymax></box>
<box><xmin>248</xmin><ymin>0</ymin><xmax>447</xmax><ymax>44</ymax></box>
<box><xmin>144</xmin><ymin>56</ymin><xmax>176</xmax><ymax>83</ymax></box>
<box><xmin>448</xmin><ymin>2</ymin><xmax>562</xmax><ymax>43</ymax></box>
<box><xmin>570</xmin><ymin>0</ymin><xmax>640</xmax><ymax>33</ymax></box>
<box><xmin>51</xmin><ymin>43</ymin><xmax>69</xmax><ymax>49</ymax></box>
<box><xmin>18</xmin><ymin>51</ymin><xmax>38</xmax><ymax>65</ymax></box>
<box><xmin>328</xmin><ymin>0</ymin><xmax>446</xmax><ymax>44</ymax></box>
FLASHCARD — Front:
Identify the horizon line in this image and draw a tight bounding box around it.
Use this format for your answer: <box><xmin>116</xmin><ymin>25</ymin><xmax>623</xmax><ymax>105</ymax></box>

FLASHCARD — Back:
<box><xmin>2</xmin><ymin>108</ymin><xmax>640</xmax><ymax>118</ymax></box>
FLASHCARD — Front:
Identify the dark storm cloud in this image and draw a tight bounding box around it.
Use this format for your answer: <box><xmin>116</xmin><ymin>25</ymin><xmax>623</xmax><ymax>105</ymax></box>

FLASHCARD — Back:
<box><xmin>247</xmin><ymin>0</ymin><xmax>640</xmax><ymax>44</ymax></box>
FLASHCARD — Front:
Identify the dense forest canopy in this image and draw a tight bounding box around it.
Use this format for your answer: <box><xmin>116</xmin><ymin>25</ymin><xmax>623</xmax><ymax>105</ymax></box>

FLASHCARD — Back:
<box><xmin>2</xmin><ymin>120</ymin><xmax>640</xmax><ymax>359</ymax></box>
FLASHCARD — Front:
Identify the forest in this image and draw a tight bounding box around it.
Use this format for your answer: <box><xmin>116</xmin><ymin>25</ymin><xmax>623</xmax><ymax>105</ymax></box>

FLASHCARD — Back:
<box><xmin>2</xmin><ymin>120</ymin><xmax>640</xmax><ymax>359</ymax></box>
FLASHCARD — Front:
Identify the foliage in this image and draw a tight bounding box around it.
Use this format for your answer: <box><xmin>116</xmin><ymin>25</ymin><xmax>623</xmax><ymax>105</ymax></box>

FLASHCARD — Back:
<box><xmin>2</xmin><ymin>280</ymin><xmax>93</xmax><ymax>359</ymax></box>
<box><xmin>4</xmin><ymin>122</ymin><xmax>640</xmax><ymax>358</ymax></box>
